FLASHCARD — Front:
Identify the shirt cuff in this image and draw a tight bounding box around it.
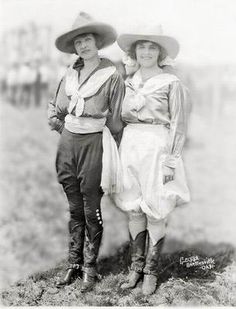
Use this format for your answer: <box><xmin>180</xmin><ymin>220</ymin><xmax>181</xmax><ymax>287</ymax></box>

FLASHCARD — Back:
<box><xmin>49</xmin><ymin>117</ymin><xmax>64</xmax><ymax>133</ymax></box>
<box><xmin>57</xmin><ymin>122</ymin><xmax>65</xmax><ymax>134</ymax></box>
<box><xmin>163</xmin><ymin>155</ymin><xmax>178</xmax><ymax>169</ymax></box>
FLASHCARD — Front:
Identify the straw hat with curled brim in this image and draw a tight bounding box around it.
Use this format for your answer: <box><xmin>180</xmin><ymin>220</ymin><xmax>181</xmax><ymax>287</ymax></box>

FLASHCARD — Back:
<box><xmin>117</xmin><ymin>25</ymin><xmax>180</xmax><ymax>59</ymax></box>
<box><xmin>55</xmin><ymin>12</ymin><xmax>117</xmax><ymax>54</ymax></box>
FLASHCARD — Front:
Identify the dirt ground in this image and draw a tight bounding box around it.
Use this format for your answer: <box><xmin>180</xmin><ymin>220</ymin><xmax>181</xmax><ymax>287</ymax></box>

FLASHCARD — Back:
<box><xmin>0</xmin><ymin>101</ymin><xmax>236</xmax><ymax>306</ymax></box>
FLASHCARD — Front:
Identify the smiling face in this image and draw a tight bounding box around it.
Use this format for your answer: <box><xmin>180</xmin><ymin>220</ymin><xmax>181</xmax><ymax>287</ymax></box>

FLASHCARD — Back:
<box><xmin>135</xmin><ymin>40</ymin><xmax>161</xmax><ymax>68</ymax></box>
<box><xmin>73</xmin><ymin>33</ymin><xmax>99</xmax><ymax>60</ymax></box>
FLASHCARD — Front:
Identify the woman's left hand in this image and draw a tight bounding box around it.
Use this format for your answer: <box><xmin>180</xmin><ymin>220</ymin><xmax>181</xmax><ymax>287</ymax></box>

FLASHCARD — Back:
<box><xmin>162</xmin><ymin>166</ymin><xmax>175</xmax><ymax>184</ymax></box>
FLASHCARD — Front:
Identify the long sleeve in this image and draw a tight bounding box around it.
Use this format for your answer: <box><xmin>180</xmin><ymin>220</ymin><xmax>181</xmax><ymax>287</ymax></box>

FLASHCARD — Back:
<box><xmin>163</xmin><ymin>81</ymin><xmax>189</xmax><ymax>168</ymax></box>
<box><xmin>105</xmin><ymin>72</ymin><xmax>125</xmax><ymax>135</ymax></box>
<box><xmin>47</xmin><ymin>78</ymin><xmax>68</xmax><ymax>133</ymax></box>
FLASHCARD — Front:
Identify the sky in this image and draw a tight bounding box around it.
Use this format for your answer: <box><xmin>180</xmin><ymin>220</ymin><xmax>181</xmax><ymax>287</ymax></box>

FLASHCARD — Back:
<box><xmin>1</xmin><ymin>0</ymin><xmax>236</xmax><ymax>65</ymax></box>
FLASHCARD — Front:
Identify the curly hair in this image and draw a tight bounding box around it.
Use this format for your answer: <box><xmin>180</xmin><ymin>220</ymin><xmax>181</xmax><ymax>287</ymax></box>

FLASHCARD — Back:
<box><xmin>92</xmin><ymin>33</ymin><xmax>104</xmax><ymax>49</ymax></box>
<box><xmin>128</xmin><ymin>40</ymin><xmax>167</xmax><ymax>68</ymax></box>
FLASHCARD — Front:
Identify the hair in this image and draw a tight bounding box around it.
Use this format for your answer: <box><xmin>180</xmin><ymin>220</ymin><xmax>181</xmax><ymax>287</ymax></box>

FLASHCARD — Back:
<box><xmin>92</xmin><ymin>33</ymin><xmax>104</xmax><ymax>49</ymax></box>
<box><xmin>73</xmin><ymin>33</ymin><xmax>103</xmax><ymax>54</ymax></box>
<box><xmin>128</xmin><ymin>40</ymin><xmax>167</xmax><ymax>68</ymax></box>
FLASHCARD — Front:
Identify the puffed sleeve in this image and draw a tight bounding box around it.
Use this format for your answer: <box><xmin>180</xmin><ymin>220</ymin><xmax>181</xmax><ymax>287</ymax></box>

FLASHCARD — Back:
<box><xmin>47</xmin><ymin>77</ymin><xmax>69</xmax><ymax>133</ymax></box>
<box><xmin>105</xmin><ymin>71</ymin><xmax>125</xmax><ymax>135</ymax></box>
<box><xmin>163</xmin><ymin>80</ymin><xmax>189</xmax><ymax>168</ymax></box>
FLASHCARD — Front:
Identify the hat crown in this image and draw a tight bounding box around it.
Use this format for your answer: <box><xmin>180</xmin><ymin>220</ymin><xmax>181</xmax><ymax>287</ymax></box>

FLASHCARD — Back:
<box><xmin>72</xmin><ymin>12</ymin><xmax>96</xmax><ymax>30</ymax></box>
<box><xmin>117</xmin><ymin>23</ymin><xmax>179</xmax><ymax>59</ymax></box>
<box><xmin>55</xmin><ymin>11</ymin><xmax>117</xmax><ymax>53</ymax></box>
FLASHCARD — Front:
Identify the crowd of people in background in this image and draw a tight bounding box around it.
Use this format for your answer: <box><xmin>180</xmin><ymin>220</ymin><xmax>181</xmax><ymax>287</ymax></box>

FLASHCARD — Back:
<box><xmin>1</xmin><ymin>21</ymin><xmax>235</xmax><ymax>124</ymax></box>
<box><xmin>0</xmin><ymin>57</ymin><xmax>126</xmax><ymax>108</ymax></box>
<box><xmin>0</xmin><ymin>59</ymin><xmax>62</xmax><ymax>107</ymax></box>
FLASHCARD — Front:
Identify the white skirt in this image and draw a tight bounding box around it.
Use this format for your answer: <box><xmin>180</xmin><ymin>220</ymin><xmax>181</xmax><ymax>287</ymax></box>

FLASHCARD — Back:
<box><xmin>114</xmin><ymin>124</ymin><xmax>190</xmax><ymax>220</ymax></box>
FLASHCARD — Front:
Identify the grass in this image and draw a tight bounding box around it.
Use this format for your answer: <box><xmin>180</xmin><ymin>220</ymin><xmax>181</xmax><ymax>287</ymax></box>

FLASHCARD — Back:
<box><xmin>0</xmin><ymin>100</ymin><xmax>236</xmax><ymax>306</ymax></box>
<box><xmin>1</xmin><ymin>243</ymin><xmax>235</xmax><ymax>306</ymax></box>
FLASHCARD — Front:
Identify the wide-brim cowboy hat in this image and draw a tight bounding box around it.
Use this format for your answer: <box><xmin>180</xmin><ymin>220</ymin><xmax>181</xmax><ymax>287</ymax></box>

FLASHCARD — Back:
<box><xmin>55</xmin><ymin>12</ymin><xmax>117</xmax><ymax>54</ymax></box>
<box><xmin>117</xmin><ymin>25</ymin><xmax>179</xmax><ymax>59</ymax></box>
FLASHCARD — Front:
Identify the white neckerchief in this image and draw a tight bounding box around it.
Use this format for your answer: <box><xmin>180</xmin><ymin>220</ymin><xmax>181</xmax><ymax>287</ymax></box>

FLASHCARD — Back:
<box><xmin>65</xmin><ymin>64</ymin><xmax>116</xmax><ymax>117</ymax></box>
<box><xmin>126</xmin><ymin>70</ymin><xmax>179</xmax><ymax>111</ymax></box>
<box><xmin>64</xmin><ymin>64</ymin><xmax>123</xmax><ymax>195</ymax></box>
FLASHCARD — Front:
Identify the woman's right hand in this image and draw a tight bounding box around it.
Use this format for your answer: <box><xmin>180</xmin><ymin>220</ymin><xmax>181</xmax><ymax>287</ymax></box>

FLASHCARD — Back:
<box><xmin>162</xmin><ymin>166</ymin><xmax>175</xmax><ymax>184</ymax></box>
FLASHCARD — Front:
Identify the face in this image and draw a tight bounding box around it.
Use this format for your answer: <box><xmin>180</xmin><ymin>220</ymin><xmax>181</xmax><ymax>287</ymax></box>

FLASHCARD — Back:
<box><xmin>74</xmin><ymin>33</ymin><xmax>98</xmax><ymax>60</ymax></box>
<box><xmin>135</xmin><ymin>41</ymin><xmax>160</xmax><ymax>68</ymax></box>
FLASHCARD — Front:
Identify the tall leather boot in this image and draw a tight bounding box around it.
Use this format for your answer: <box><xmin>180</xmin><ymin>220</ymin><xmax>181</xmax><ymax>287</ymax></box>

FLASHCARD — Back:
<box><xmin>121</xmin><ymin>230</ymin><xmax>147</xmax><ymax>289</ymax></box>
<box><xmin>56</xmin><ymin>222</ymin><xmax>84</xmax><ymax>287</ymax></box>
<box><xmin>81</xmin><ymin>266</ymin><xmax>97</xmax><ymax>293</ymax></box>
<box><xmin>142</xmin><ymin>236</ymin><xmax>165</xmax><ymax>295</ymax></box>
<box><xmin>81</xmin><ymin>228</ymin><xmax>103</xmax><ymax>293</ymax></box>
<box><xmin>56</xmin><ymin>264</ymin><xmax>82</xmax><ymax>287</ymax></box>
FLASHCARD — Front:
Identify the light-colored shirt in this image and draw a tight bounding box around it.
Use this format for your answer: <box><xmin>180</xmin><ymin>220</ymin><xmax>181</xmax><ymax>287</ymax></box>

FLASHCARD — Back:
<box><xmin>121</xmin><ymin>70</ymin><xmax>189</xmax><ymax>168</ymax></box>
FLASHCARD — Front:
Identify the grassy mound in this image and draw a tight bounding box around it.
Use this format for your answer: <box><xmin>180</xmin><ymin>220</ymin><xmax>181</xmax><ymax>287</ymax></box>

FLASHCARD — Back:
<box><xmin>1</xmin><ymin>242</ymin><xmax>235</xmax><ymax>306</ymax></box>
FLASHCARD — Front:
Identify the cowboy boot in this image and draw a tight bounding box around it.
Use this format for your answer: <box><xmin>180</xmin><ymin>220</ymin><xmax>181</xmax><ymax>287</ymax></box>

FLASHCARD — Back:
<box><xmin>56</xmin><ymin>220</ymin><xmax>84</xmax><ymax>287</ymax></box>
<box><xmin>81</xmin><ymin>228</ymin><xmax>103</xmax><ymax>292</ymax></box>
<box><xmin>81</xmin><ymin>266</ymin><xmax>97</xmax><ymax>293</ymax></box>
<box><xmin>142</xmin><ymin>236</ymin><xmax>165</xmax><ymax>295</ymax></box>
<box><xmin>56</xmin><ymin>264</ymin><xmax>82</xmax><ymax>287</ymax></box>
<box><xmin>68</xmin><ymin>221</ymin><xmax>85</xmax><ymax>267</ymax></box>
<box><xmin>121</xmin><ymin>230</ymin><xmax>147</xmax><ymax>289</ymax></box>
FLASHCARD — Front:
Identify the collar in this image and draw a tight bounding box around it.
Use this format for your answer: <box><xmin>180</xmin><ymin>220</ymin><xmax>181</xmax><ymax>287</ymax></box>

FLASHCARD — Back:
<box><xmin>73</xmin><ymin>57</ymin><xmax>115</xmax><ymax>71</ymax></box>
<box><xmin>131</xmin><ymin>70</ymin><xmax>179</xmax><ymax>88</ymax></box>
<box><xmin>126</xmin><ymin>70</ymin><xmax>179</xmax><ymax>95</ymax></box>
<box><xmin>72</xmin><ymin>57</ymin><xmax>115</xmax><ymax>89</ymax></box>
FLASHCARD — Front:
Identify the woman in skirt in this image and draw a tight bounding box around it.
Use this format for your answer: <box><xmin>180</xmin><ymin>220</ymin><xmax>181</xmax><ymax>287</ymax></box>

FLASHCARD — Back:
<box><xmin>115</xmin><ymin>25</ymin><xmax>190</xmax><ymax>295</ymax></box>
<box><xmin>48</xmin><ymin>12</ymin><xmax>125</xmax><ymax>292</ymax></box>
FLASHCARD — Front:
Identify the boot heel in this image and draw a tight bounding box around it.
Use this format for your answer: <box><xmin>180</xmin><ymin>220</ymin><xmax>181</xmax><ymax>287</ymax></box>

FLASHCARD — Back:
<box><xmin>56</xmin><ymin>265</ymin><xmax>81</xmax><ymax>287</ymax></box>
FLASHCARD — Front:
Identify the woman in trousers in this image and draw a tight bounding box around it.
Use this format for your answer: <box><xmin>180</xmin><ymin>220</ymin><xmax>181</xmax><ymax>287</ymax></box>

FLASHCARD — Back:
<box><xmin>115</xmin><ymin>25</ymin><xmax>190</xmax><ymax>295</ymax></box>
<box><xmin>48</xmin><ymin>12</ymin><xmax>125</xmax><ymax>292</ymax></box>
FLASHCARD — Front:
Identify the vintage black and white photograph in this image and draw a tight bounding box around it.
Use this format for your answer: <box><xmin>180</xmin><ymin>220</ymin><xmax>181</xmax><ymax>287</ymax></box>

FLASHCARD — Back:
<box><xmin>0</xmin><ymin>0</ymin><xmax>236</xmax><ymax>306</ymax></box>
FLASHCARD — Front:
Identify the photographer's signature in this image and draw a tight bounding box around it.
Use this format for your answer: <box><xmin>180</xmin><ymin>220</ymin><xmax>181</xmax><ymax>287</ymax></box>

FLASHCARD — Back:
<box><xmin>179</xmin><ymin>255</ymin><xmax>215</xmax><ymax>270</ymax></box>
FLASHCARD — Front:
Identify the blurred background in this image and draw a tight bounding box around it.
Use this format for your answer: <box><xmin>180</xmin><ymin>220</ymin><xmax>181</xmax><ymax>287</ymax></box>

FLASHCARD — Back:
<box><xmin>0</xmin><ymin>0</ymin><xmax>236</xmax><ymax>291</ymax></box>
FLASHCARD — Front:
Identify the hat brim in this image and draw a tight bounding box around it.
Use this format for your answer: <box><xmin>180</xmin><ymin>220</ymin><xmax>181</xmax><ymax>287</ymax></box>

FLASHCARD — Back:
<box><xmin>55</xmin><ymin>22</ymin><xmax>117</xmax><ymax>53</ymax></box>
<box><xmin>117</xmin><ymin>34</ymin><xmax>179</xmax><ymax>59</ymax></box>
